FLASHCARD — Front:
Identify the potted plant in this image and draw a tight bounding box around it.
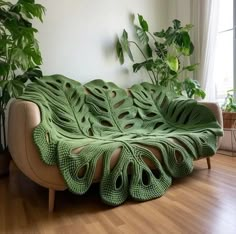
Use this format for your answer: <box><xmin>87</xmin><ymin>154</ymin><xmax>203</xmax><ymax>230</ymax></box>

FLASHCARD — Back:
<box><xmin>221</xmin><ymin>90</ymin><xmax>236</xmax><ymax>129</ymax></box>
<box><xmin>116</xmin><ymin>14</ymin><xmax>205</xmax><ymax>99</ymax></box>
<box><xmin>0</xmin><ymin>0</ymin><xmax>45</xmax><ymax>175</ymax></box>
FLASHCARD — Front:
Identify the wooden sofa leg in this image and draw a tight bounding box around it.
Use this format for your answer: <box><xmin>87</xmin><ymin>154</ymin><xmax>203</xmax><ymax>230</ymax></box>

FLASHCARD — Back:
<box><xmin>49</xmin><ymin>189</ymin><xmax>55</xmax><ymax>212</ymax></box>
<box><xmin>206</xmin><ymin>157</ymin><xmax>211</xmax><ymax>169</ymax></box>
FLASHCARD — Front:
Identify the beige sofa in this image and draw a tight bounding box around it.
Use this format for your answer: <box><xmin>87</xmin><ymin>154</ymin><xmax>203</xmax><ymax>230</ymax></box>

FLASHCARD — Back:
<box><xmin>8</xmin><ymin>100</ymin><xmax>223</xmax><ymax>212</ymax></box>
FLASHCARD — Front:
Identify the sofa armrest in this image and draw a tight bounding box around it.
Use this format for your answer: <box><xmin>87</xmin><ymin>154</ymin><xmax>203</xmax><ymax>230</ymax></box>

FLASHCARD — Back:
<box><xmin>199</xmin><ymin>101</ymin><xmax>223</xmax><ymax>149</ymax></box>
<box><xmin>8</xmin><ymin>99</ymin><xmax>66</xmax><ymax>190</ymax></box>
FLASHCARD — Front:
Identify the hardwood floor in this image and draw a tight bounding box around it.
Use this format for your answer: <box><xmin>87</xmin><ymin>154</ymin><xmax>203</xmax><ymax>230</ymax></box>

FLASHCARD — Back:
<box><xmin>0</xmin><ymin>154</ymin><xmax>236</xmax><ymax>234</ymax></box>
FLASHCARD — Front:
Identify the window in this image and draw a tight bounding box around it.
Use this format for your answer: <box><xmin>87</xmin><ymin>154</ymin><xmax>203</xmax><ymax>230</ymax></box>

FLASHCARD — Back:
<box><xmin>214</xmin><ymin>0</ymin><xmax>234</xmax><ymax>103</ymax></box>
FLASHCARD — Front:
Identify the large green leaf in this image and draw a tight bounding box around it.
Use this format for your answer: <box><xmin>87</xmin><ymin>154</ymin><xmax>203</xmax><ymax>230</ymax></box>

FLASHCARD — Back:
<box><xmin>84</xmin><ymin>79</ymin><xmax>145</xmax><ymax>135</ymax></box>
<box><xmin>0</xmin><ymin>80</ymin><xmax>8</xmax><ymax>90</ymax></box>
<box><xmin>130</xmin><ymin>82</ymin><xmax>222</xmax><ymax>164</ymax></box>
<box><xmin>15</xmin><ymin>66</ymin><xmax>43</xmax><ymax>82</ymax></box>
<box><xmin>133</xmin><ymin>59</ymin><xmax>154</xmax><ymax>72</ymax></box>
<box><xmin>21</xmin><ymin>75</ymin><xmax>94</xmax><ymax>164</ymax></box>
<box><xmin>175</xmin><ymin>31</ymin><xmax>193</xmax><ymax>56</ymax></box>
<box><xmin>183</xmin><ymin>78</ymin><xmax>206</xmax><ymax>99</ymax></box>
<box><xmin>138</xmin><ymin>14</ymin><xmax>149</xmax><ymax>32</ymax></box>
<box><xmin>19</xmin><ymin>75</ymin><xmax>223</xmax><ymax>206</ymax></box>
<box><xmin>146</xmin><ymin>43</ymin><xmax>152</xmax><ymax>57</ymax></box>
<box><xmin>120</xmin><ymin>29</ymin><xmax>133</xmax><ymax>61</ymax></box>
<box><xmin>183</xmin><ymin>63</ymin><xmax>198</xmax><ymax>72</ymax></box>
<box><xmin>154</xmin><ymin>42</ymin><xmax>167</xmax><ymax>59</ymax></box>
<box><xmin>18</xmin><ymin>1</ymin><xmax>46</xmax><ymax>22</ymax></box>
<box><xmin>0</xmin><ymin>60</ymin><xmax>9</xmax><ymax>76</ymax></box>
<box><xmin>0</xmin><ymin>1</ymin><xmax>12</xmax><ymax>7</ymax></box>
<box><xmin>116</xmin><ymin>39</ymin><xmax>124</xmax><ymax>64</ymax></box>
<box><xmin>166</xmin><ymin>56</ymin><xmax>179</xmax><ymax>72</ymax></box>
<box><xmin>135</xmin><ymin>25</ymin><xmax>149</xmax><ymax>45</ymax></box>
<box><xmin>4</xmin><ymin>79</ymin><xmax>25</xmax><ymax>98</ymax></box>
<box><xmin>153</xmin><ymin>29</ymin><xmax>166</xmax><ymax>38</ymax></box>
<box><xmin>173</xmin><ymin>19</ymin><xmax>181</xmax><ymax>29</ymax></box>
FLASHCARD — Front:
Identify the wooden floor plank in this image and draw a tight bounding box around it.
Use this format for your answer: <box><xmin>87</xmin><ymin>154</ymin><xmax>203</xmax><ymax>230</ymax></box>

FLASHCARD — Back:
<box><xmin>0</xmin><ymin>154</ymin><xmax>236</xmax><ymax>234</ymax></box>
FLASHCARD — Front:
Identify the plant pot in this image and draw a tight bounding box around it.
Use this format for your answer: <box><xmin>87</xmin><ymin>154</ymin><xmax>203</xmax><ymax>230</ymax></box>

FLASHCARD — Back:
<box><xmin>0</xmin><ymin>150</ymin><xmax>11</xmax><ymax>176</ymax></box>
<box><xmin>223</xmin><ymin>112</ymin><xmax>236</xmax><ymax>129</ymax></box>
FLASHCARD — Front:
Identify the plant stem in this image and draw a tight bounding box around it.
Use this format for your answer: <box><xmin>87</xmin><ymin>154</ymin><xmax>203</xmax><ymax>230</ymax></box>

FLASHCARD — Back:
<box><xmin>129</xmin><ymin>41</ymin><xmax>157</xmax><ymax>84</ymax></box>
<box><xmin>129</xmin><ymin>41</ymin><xmax>147</xmax><ymax>59</ymax></box>
<box><xmin>155</xmin><ymin>70</ymin><xmax>159</xmax><ymax>85</ymax></box>
<box><xmin>2</xmin><ymin>110</ymin><xmax>6</xmax><ymax>149</ymax></box>
<box><xmin>146</xmin><ymin>71</ymin><xmax>155</xmax><ymax>85</ymax></box>
<box><xmin>147</xmin><ymin>32</ymin><xmax>157</xmax><ymax>43</ymax></box>
<box><xmin>4</xmin><ymin>42</ymin><xmax>13</xmax><ymax>81</ymax></box>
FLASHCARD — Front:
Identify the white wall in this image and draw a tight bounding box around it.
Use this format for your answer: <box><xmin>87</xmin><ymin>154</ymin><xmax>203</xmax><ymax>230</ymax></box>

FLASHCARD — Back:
<box><xmin>167</xmin><ymin>0</ymin><xmax>191</xmax><ymax>25</ymax></box>
<box><xmin>35</xmin><ymin>0</ymin><xmax>168</xmax><ymax>87</ymax></box>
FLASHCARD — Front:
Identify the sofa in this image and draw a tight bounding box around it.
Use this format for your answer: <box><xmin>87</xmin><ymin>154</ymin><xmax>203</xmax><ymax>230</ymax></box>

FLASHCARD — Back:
<box><xmin>8</xmin><ymin>75</ymin><xmax>223</xmax><ymax>212</ymax></box>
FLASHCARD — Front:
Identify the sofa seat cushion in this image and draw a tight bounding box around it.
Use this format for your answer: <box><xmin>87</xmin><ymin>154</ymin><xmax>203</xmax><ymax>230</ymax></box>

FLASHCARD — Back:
<box><xmin>19</xmin><ymin>75</ymin><xmax>223</xmax><ymax>206</ymax></box>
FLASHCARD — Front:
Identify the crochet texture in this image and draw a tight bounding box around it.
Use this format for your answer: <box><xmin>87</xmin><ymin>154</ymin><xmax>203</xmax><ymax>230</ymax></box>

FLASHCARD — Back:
<box><xmin>20</xmin><ymin>75</ymin><xmax>223</xmax><ymax>206</ymax></box>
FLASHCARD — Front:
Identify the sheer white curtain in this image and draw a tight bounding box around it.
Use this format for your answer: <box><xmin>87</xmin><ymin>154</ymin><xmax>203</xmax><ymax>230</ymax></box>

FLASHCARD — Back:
<box><xmin>191</xmin><ymin>0</ymin><xmax>220</xmax><ymax>101</ymax></box>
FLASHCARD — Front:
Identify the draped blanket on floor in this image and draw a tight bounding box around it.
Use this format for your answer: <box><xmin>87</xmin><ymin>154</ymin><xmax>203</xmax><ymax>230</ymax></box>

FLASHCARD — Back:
<box><xmin>20</xmin><ymin>75</ymin><xmax>223</xmax><ymax>206</ymax></box>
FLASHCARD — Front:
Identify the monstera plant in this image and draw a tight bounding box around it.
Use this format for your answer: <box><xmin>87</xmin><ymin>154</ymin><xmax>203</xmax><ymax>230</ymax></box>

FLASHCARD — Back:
<box><xmin>0</xmin><ymin>0</ymin><xmax>45</xmax><ymax>175</ymax></box>
<box><xmin>116</xmin><ymin>14</ymin><xmax>205</xmax><ymax>99</ymax></box>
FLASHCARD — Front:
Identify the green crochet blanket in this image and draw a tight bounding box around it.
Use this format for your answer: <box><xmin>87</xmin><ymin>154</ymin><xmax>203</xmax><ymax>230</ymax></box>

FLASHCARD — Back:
<box><xmin>20</xmin><ymin>75</ymin><xmax>223</xmax><ymax>206</ymax></box>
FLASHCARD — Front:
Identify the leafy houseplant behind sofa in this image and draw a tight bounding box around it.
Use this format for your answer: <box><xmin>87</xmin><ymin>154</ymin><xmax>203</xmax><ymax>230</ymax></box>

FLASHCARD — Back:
<box><xmin>0</xmin><ymin>0</ymin><xmax>45</xmax><ymax>175</ymax></box>
<box><xmin>116</xmin><ymin>15</ymin><xmax>205</xmax><ymax>99</ymax></box>
<box><xmin>8</xmin><ymin>75</ymin><xmax>223</xmax><ymax>211</ymax></box>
